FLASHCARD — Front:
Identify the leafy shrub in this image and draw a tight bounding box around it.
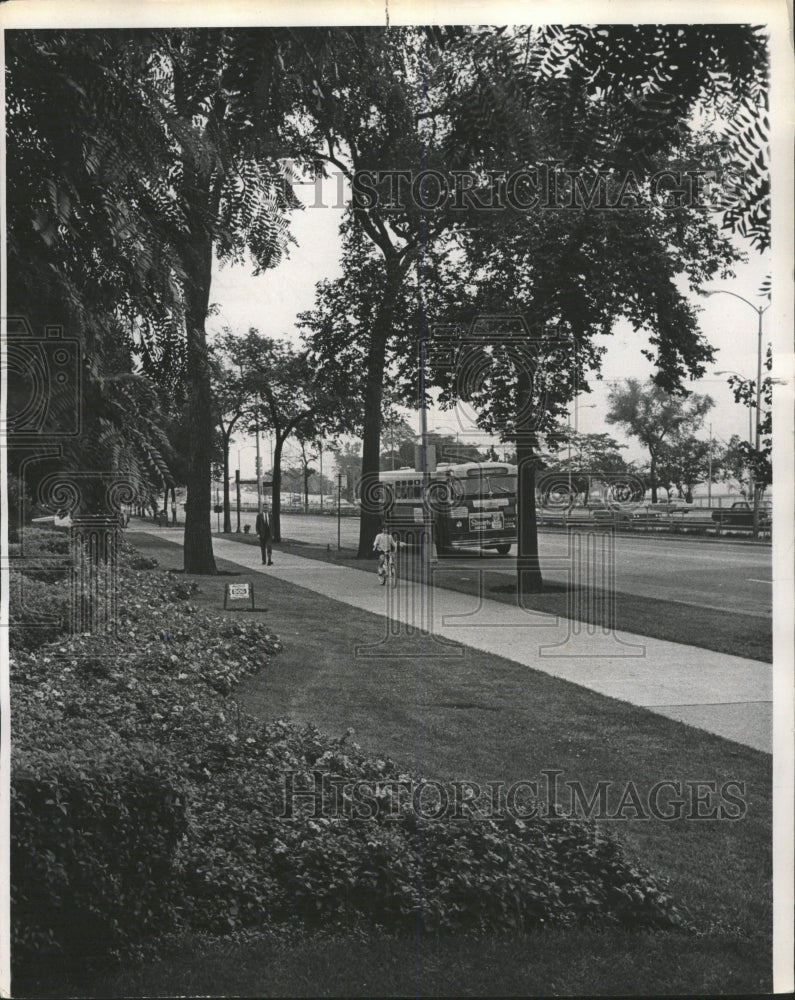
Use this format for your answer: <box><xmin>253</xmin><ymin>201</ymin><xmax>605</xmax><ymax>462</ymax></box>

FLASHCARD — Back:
<box><xmin>127</xmin><ymin>552</ymin><xmax>159</xmax><ymax>570</ymax></box>
<box><xmin>16</xmin><ymin>525</ymin><xmax>71</xmax><ymax>556</ymax></box>
<box><xmin>176</xmin><ymin>723</ymin><xmax>685</xmax><ymax>939</ymax></box>
<box><xmin>11</xmin><ymin>734</ymin><xmax>187</xmax><ymax>966</ymax></box>
<box><xmin>9</xmin><ymin>574</ymin><xmax>71</xmax><ymax>652</ymax></box>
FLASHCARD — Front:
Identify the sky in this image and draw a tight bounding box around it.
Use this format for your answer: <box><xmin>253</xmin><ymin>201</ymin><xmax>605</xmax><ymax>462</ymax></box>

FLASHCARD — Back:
<box><xmin>208</xmin><ymin>174</ymin><xmax>772</xmax><ymax>479</ymax></box>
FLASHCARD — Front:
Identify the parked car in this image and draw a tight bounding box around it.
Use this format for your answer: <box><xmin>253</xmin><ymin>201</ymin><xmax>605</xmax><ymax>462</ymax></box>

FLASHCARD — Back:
<box><xmin>711</xmin><ymin>501</ymin><xmax>771</xmax><ymax>527</ymax></box>
<box><xmin>646</xmin><ymin>500</ymin><xmax>693</xmax><ymax>514</ymax></box>
<box><xmin>591</xmin><ymin>501</ymin><xmax>663</xmax><ymax>523</ymax></box>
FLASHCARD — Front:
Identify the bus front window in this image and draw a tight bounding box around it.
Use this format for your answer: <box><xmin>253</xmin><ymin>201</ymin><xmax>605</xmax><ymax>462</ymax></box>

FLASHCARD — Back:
<box><xmin>463</xmin><ymin>475</ymin><xmax>517</xmax><ymax>497</ymax></box>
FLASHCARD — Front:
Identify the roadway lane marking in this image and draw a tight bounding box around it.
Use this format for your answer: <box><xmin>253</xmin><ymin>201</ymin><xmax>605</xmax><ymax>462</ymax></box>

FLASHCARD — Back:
<box><xmin>747</xmin><ymin>578</ymin><xmax>772</xmax><ymax>584</ymax></box>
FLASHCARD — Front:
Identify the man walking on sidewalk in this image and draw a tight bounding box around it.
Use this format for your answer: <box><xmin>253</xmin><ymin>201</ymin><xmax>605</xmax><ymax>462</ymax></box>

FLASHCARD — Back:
<box><xmin>256</xmin><ymin>506</ymin><xmax>273</xmax><ymax>565</ymax></box>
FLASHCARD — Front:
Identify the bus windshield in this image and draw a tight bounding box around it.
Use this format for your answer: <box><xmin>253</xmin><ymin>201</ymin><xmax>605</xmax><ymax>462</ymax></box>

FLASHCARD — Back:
<box><xmin>460</xmin><ymin>474</ymin><xmax>517</xmax><ymax>497</ymax></box>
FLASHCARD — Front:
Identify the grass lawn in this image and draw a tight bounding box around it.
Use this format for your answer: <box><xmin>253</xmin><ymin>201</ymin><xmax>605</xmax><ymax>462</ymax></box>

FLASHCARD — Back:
<box><xmin>221</xmin><ymin>530</ymin><xmax>772</xmax><ymax>663</ymax></box>
<box><xmin>57</xmin><ymin>531</ymin><xmax>772</xmax><ymax>999</ymax></box>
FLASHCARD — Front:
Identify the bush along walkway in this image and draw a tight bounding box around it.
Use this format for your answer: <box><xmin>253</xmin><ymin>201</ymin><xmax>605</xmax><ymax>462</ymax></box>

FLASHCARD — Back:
<box><xmin>10</xmin><ymin>531</ymin><xmax>690</xmax><ymax>988</ymax></box>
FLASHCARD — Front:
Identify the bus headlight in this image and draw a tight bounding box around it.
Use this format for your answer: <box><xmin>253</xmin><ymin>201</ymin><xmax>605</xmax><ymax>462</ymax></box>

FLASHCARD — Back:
<box><xmin>455</xmin><ymin>520</ymin><xmax>463</xmax><ymax>528</ymax></box>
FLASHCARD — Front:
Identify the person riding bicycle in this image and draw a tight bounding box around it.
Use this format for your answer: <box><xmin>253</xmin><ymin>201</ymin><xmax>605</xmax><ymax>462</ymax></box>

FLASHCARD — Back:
<box><xmin>373</xmin><ymin>523</ymin><xmax>398</xmax><ymax>579</ymax></box>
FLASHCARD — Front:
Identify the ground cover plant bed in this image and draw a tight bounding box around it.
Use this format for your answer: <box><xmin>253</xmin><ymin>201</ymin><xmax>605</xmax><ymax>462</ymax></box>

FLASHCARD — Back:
<box><xmin>10</xmin><ymin>530</ymin><xmax>706</xmax><ymax>997</ymax></box>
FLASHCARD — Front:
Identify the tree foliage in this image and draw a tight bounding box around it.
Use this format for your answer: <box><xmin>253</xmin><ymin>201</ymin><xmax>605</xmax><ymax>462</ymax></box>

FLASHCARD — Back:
<box><xmin>529</xmin><ymin>24</ymin><xmax>770</xmax><ymax>251</ymax></box>
<box><xmin>220</xmin><ymin>329</ymin><xmax>354</xmax><ymax>540</ymax></box>
<box><xmin>606</xmin><ymin>379</ymin><xmax>714</xmax><ymax>502</ymax></box>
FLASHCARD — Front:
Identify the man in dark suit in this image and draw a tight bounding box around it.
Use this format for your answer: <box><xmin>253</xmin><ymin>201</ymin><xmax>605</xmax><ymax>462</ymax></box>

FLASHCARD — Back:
<box><xmin>255</xmin><ymin>506</ymin><xmax>273</xmax><ymax>565</ymax></box>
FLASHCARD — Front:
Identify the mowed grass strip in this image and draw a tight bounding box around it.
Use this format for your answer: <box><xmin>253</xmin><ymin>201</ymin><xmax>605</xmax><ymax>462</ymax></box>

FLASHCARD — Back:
<box><xmin>224</xmin><ymin>531</ymin><xmax>772</xmax><ymax>662</ymax></box>
<box><xmin>63</xmin><ymin>929</ymin><xmax>768</xmax><ymax>998</ymax></box>
<box><xmin>96</xmin><ymin>532</ymin><xmax>771</xmax><ymax>998</ymax></box>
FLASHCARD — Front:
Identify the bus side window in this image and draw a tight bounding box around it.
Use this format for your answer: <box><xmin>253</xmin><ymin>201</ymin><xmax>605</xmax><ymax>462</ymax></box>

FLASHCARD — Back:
<box><xmin>413</xmin><ymin>480</ymin><xmax>421</xmax><ymax>499</ymax></box>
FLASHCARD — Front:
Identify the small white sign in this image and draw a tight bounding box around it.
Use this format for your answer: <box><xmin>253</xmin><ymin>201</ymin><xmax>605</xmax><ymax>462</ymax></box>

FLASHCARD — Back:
<box><xmin>224</xmin><ymin>582</ymin><xmax>256</xmax><ymax>610</ymax></box>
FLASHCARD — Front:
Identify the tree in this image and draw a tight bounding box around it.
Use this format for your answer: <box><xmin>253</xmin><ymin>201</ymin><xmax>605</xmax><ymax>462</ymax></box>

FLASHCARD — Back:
<box><xmin>159</xmin><ymin>30</ymin><xmax>299</xmax><ymax>572</ymax></box>
<box><xmin>722</xmin><ymin>343</ymin><xmax>773</xmax><ymax>500</ymax></box>
<box><xmin>329</xmin><ymin>441</ymin><xmax>362</xmax><ymax>501</ymax></box>
<box><xmin>289</xmin><ymin>24</ymin><xmax>758</xmax><ymax>590</ymax></box>
<box><xmin>606</xmin><ymin>381</ymin><xmax>714</xmax><ymax>503</ymax></box>
<box><xmin>287</xmin><ymin>28</ymin><xmax>496</xmax><ymax>557</ymax></box>
<box><xmin>541</xmin><ymin>430</ymin><xmax>629</xmax><ymax>504</ymax></box>
<box><xmin>222</xmin><ymin>329</ymin><xmax>353</xmax><ymax>541</ymax></box>
<box><xmin>655</xmin><ymin>436</ymin><xmax>722</xmax><ymax>502</ymax></box>
<box><xmin>5</xmin><ymin>32</ymin><xmax>188</xmax><ymax>524</ymax></box>
<box><xmin>721</xmin><ymin>435</ymin><xmax>754</xmax><ymax>498</ymax></box>
<box><xmin>545</xmin><ymin>430</ymin><xmax>628</xmax><ymax>474</ymax></box>
<box><xmin>294</xmin><ymin>434</ymin><xmax>319</xmax><ymax>511</ymax></box>
<box><xmin>7</xmin><ymin>29</ymin><xmax>303</xmax><ymax>573</ymax></box>
<box><xmin>209</xmin><ymin>352</ymin><xmax>247</xmax><ymax>533</ymax></box>
<box><xmin>380</xmin><ymin>416</ymin><xmax>416</xmax><ymax>471</ymax></box>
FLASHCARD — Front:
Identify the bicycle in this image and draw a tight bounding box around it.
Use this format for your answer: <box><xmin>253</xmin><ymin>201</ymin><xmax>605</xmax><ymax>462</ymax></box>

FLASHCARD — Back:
<box><xmin>378</xmin><ymin>550</ymin><xmax>397</xmax><ymax>587</ymax></box>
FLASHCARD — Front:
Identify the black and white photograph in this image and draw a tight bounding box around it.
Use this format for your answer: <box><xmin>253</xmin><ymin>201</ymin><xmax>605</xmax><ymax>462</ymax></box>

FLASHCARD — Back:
<box><xmin>1</xmin><ymin>0</ymin><xmax>793</xmax><ymax>996</ymax></box>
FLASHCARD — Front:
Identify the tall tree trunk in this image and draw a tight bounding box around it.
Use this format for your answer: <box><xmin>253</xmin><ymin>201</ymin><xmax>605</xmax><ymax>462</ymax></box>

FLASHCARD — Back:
<box><xmin>516</xmin><ymin>435</ymin><xmax>544</xmax><ymax>596</ymax></box>
<box><xmin>182</xmin><ymin>187</ymin><xmax>218</xmax><ymax>574</ymax></box>
<box><xmin>356</xmin><ymin>264</ymin><xmax>400</xmax><ymax>558</ymax></box>
<box><xmin>222</xmin><ymin>433</ymin><xmax>232</xmax><ymax>533</ymax></box>
<box><xmin>514</xmin><ymin>361</ymin><xmax>543</xmax><ymax>593</ymax></box>
<box><xmin>271</xmin><ymin>437</ymin><xmax>284</xmax><ymax>542</ymax></box>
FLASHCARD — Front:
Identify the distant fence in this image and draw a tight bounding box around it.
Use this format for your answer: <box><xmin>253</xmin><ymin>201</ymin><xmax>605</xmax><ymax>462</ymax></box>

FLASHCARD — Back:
<box><xmin>538</xmin><ymin>508</ymin><xmax>771</xmax><ymax>539</ymax></box>
<box><xmin>236</xmin><ymin>502</ymin><xmax>359</xmax><ymax>517</ymax></box>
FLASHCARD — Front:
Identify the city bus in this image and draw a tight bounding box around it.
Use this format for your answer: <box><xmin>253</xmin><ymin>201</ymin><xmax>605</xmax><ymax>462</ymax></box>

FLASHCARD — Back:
<box><xmin>378</xmin><ymin>461</ymin><xmax>518</xmax><ymax>556</ymax></box>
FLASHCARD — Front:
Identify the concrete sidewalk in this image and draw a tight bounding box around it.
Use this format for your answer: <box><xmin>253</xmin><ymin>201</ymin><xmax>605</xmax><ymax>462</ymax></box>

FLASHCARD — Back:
<box><xmin>144</xmin><ymin>527</ymin><xmax>772</xmax><ymax>753</ymax></box>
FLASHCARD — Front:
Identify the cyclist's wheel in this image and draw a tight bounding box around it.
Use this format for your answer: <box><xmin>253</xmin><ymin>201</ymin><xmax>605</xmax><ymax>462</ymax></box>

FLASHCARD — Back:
<box><xmin>388</xmin><ymin>561</ymin><xmax>397</xmax><ymax>587</ymax></box>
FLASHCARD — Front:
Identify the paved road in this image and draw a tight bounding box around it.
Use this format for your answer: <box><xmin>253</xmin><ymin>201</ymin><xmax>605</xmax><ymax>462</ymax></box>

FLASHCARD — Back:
<box><xmin>257</xmin><ymin>513</ymin><xmax>772</xmax><ymax>618</ymax></box>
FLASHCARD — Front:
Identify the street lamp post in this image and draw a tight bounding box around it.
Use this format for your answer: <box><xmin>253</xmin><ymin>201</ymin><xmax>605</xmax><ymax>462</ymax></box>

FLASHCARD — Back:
<box><xmin>702</xmin><ymin>290</ymin><xmax>768</xmax><ymax>538</ymax></box>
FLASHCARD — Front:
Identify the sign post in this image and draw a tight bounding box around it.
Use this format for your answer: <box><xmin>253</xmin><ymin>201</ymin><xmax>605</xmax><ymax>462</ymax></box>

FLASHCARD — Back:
<box><xmin>235</xmin><ymin>468</ymin><xmax>241</xmax><ymax>533</ymax></box>
<box><xmin>224</xmin><ymin>581</ymin><xmax>257</xmax><ymax>611</ymax></box>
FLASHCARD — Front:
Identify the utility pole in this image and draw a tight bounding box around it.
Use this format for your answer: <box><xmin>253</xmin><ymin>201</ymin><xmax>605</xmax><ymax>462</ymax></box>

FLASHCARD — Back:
<box><xmin>255</xmin><ymin>409</ymin><xmax>263</xmax><ymax>515</ymax></box>
<box><xmin>337</xmin><ymin>472</ymin><xmax>342</xmax><ymax>551</ymax></box>
<box><xmin>707</xmin><ymin>422</ymin><xmax>713</xmax><ymax>506</ymax></box>
<box><xmin>753</xmin><ymin>304</ymin><xmax>763</xmax><ymax>539</ymax></box>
